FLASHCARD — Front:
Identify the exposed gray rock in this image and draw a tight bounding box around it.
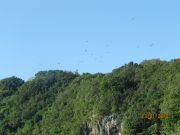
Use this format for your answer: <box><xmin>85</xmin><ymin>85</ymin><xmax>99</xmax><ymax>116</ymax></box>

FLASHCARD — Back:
<box><xmin>82</xmin><ymin>114</ymin><xmax>121</xmax><ymax>135</ymax></box>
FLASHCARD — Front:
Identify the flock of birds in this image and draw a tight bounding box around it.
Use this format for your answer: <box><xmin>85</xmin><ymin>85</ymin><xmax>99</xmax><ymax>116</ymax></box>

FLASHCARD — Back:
<box><xmin>37</xmin><ymin>16</ymin><xmax>156</xmax><ymax>70</ymax></box>
<box><xmin>37</xmin><ymin>41</ymin><xmax>156</xmax><ymax>71</ymax></box>
<box><xmin>58</xmin><ymin>41</ymin><xmax>155</xmax><ymax>70</ymax></box>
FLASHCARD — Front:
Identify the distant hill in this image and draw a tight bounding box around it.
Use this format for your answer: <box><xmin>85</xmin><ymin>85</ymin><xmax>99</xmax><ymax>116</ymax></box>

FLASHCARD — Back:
<box><xmin>0</xmin><ymin>59</ymin><xmax>179</xmax><ymax>135</ymax></box>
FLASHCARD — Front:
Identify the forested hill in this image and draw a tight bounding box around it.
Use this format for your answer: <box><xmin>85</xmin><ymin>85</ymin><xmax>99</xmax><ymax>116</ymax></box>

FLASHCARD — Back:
<box><xmin>0</xmin><ymin>59</ymin><xmax>179</xmax><ymax>135</ymax></box>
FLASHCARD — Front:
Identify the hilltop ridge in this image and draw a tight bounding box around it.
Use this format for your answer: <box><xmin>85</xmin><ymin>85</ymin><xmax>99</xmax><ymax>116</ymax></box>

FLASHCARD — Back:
<box><xmin>0</xmin><ymin>59</ymin><xmax>180</xmax><ymax>135</ymax></box>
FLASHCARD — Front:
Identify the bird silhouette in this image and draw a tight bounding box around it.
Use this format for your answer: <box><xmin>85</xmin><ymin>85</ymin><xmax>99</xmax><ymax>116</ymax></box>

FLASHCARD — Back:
<box><xmin>85</xmin><ymin>40</ymin><xmax>89</xmax><ymax>43</ymax></box>
<box><xmin>149</xmin><ymin>43</ymin><xmax>154</xmax><ymax>47</ymax></box>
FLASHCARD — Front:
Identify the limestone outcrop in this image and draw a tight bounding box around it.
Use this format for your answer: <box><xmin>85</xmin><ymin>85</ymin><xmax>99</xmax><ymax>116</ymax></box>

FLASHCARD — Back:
<box><xmin>82</xmin><ymin>114</ymin><xmax>121</xmax><ymax>135</ymax></box>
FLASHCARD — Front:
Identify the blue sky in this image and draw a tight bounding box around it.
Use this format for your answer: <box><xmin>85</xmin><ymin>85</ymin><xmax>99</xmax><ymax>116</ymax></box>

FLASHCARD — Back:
<box><xmin>0</xmin><ymin>0</ymin><xmax>180</xmax><ymax>80</ymax></box>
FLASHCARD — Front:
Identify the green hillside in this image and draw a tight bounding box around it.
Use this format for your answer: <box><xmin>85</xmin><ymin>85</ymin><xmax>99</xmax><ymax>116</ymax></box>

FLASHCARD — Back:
<box><xmin>0</xmin><ymin>59</ymin><xmax>179</xmax><ymax>135</ymax></box>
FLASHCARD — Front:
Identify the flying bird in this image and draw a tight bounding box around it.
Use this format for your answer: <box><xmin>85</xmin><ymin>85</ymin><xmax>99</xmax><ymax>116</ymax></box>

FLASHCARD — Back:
<box><xmin>85</xmin><ymin>40</ymin><xmax>89</xmax><ymax>43</ymax></box>
<box><xmin>136</xmin><ymin>45</ymin><xmax>140</xmax><ymax>48</ymax></box>
<box><xmin>149</xmin><ymin>43</ymin><xmax>154</xmax><ymax>47</ymax></box>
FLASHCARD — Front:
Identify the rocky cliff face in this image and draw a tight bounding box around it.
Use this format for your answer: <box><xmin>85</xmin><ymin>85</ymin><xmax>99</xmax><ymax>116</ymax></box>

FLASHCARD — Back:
<box><xmin>82</xmin><ymin>114</ymin><xmax>121</xmax><ymax>135</ymax></box>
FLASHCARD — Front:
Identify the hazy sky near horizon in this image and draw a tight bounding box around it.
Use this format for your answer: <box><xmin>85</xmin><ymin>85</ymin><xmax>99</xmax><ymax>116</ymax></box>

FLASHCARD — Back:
<box><xmin>0</xmin><ymin>0</ymin><xmax>180</xmax><ymax>80</ymax></box>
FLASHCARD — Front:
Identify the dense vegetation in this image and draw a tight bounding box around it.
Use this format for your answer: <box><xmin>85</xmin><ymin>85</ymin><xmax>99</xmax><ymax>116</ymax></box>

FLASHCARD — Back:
<box><xmin>0</xmin><ymin>59</ymin><xmax>179</xmax><ymax>135</ymax></box>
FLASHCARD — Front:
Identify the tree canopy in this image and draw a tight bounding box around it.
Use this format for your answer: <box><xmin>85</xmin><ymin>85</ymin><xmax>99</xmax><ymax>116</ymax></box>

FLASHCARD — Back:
<box><xmin>0</xmin><ymin>59</ymin><xmax>179</xmax><ymax>135</ymax></box>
